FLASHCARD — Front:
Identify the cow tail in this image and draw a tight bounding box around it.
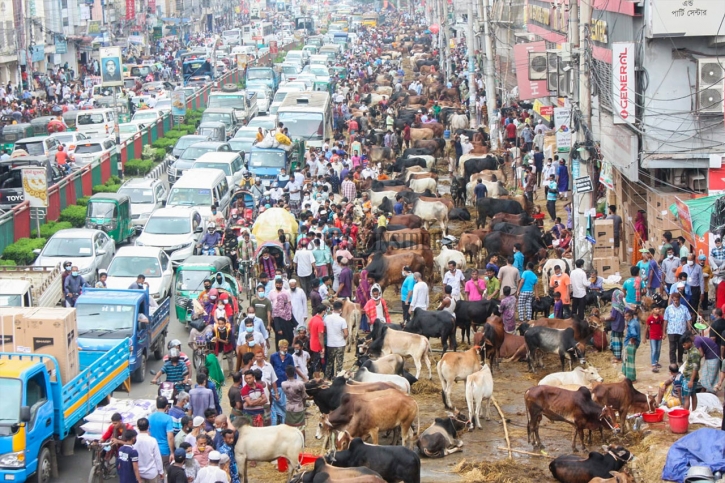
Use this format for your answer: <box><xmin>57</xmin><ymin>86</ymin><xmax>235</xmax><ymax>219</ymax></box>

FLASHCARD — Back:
<box><xmin>415</xmin><ymin>400</ymin><xmax>421</xmax><ymax>438</ymax></box>
<box><xmin>524</xmin><ymin>389</ymin><xmax>531</xmax><ymax>442</ymax></box>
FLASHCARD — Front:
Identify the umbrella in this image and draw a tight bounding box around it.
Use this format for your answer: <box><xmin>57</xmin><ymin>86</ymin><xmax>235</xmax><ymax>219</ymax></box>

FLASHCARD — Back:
<box><xmin>424</xmin><ymin>29</ymin><xmax>431</xmax><ymax>34</ymax></box>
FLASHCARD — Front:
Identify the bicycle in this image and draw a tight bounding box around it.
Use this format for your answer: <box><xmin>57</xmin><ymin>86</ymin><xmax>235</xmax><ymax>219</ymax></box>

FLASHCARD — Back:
<box><xmin>239</xmin><ymin>259</ymin><xmax>256</xmax><ymax>302</ymax></box>
<box><xmin>87</xmin><ymin>440</ymin><xmax>116</xmax><ymax>483</ymax></box>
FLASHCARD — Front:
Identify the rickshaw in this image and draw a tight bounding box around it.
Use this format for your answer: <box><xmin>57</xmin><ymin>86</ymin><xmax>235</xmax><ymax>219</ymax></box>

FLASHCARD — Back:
<box><xmin>313</xmin><ymin>80</ymin><xmax>334</xmax><ymax>94</ymax></box>
<box><xmin>332</xmin><ymin>66</ymin><xmax>348</xmax><ymax>79</ymax></box>
<box><xmin>230</xmin><ymin>189</ymin><xmax>258</xmax><ymax>225</ymax></box>
<box><xmin>30</xmin><ymin>116</ymin><xmax>56</xmax><ymax>136</ymax></box>
<box><xmin>197</xmin><ymin>122</ymin><xmax>227</xmax><ymax>142</ymax></box>
<box><xmin>254</xmin><ymin>240</ymin><xmax>289</xmax><ymax>281</ymax></box>
<box><xmin>0</xmin><ymin>123</ymin><xmax>33</xmax><ymax>153</ymax></box>
<box><xmin>63</xmin><ymin>111</ymin><xmax>77</xmax><ymax>131</ymax></box>
<box><xmin>173</xmin><ymin>256</ymin><xmax>238</xmax><ymax>325</ymax></box>
<box><xmin>97</xmin><ymin>96</ymin><xmax>131</xmax><ymax>123</ymax></box>
<box><xmin>85</xmin><ymin>193</ymin><xmax>134</xmax><ymax>244</ymax></box>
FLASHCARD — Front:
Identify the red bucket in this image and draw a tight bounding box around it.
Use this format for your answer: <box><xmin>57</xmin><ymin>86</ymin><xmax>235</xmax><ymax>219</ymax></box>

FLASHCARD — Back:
<box><xmin>278</xmin><ymin>453</ymin><xmax>319</xmax><ymax>472</ymax></box>
<box><xmin>668</xmin><ymin>409</ymin><xmax>690</xmax><ymax>434</ymax></box>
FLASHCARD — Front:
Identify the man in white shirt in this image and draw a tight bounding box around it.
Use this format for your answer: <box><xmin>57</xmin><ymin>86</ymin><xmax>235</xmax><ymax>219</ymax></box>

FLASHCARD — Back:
<box><xmin>194</xmin><ymin>450</ymin><xmax>229</xmax><ymax>483</ymax></box>
<box><xmin>569</xmin><ymin>259</ymin><xmax>591</xmax><ymax>320</ymax></box>
<box><xmin>288</xmin><ymin>279</ymin><xmax>308</xmax><ymax>326</ymax></box>
<box><xmin>442</xmin><ymin>261</ymin><xmax>466</xmax><ymax>301</ymax></box>
<box><xmin>324</xmin><ymin>300</ymin><xmax>349</xmax><ymax>379</ymax></box>
<box><xmin>293</xmin><ymin>242</ymin><xmax>316</xmax><ymax>295</ymax></box>
<box><xmin>409</xmin><ymin>272</ymin><xmax>429</xmax><ymax>311</ymax></box>
<box><xmin>461</xmin><ymin>137</ymin><xmax>473</xmax><ymax>155</ymax></box>
<box><xmin>134</xmin><ymin>417</ymin><xmax>164</xmax><ymax>483</ymax></box>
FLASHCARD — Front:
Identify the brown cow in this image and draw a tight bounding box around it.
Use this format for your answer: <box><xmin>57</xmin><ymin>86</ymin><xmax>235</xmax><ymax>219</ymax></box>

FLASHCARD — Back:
<box><xmin>365</xmin><ymin>249</ymin><xmax>427</xmax><ymax>290</ymax></box>
<box><xmin>475</xmin><ymin>315</ymin><xmax>504</xmax><ymax>370</ymax></box>
<box><xmin>590</xmin><ymin>378</ymin><xmax>656</xmax><ymax>433</ymax></box>
<box><xmin>419</xmin><ymin>196</ymin><xmax>453</xmax><ymax>210</ymax></box>
<box><xmin>413</xmin><ymin>139</ymin><xmax>444</xmax><ymax>156</ymax></box>
<box><xmin>392</xmin><ymin>244</ymin><xmax>434</xmax><ymax>275</ymax></box>
<box><xmin>524</xmin><ymin>385</ymin><xmax>620</xmax><ymax>451</ymax></box>
<box><xmin>340</xmin><ymin>299</ymin><xmax>363</xmax><ymax>353</ymax></box>
<box><xmin>589</xmin><ymin>472</ymin><xmax>635</xmax><ymax>483</ymax></box>
<box><xmin>382</xmin><ymin>228</ymin><xmax>431</xmax><ymax>247</ymax></box>
<box><xmin>499</xmin><ymin>332</ymin><xmax>527</xmax><ymax>361</ymax></box>
<box><xmin>410</xmin><ymin>128</ymin><xmax>435</xmax><ymax>140</ymax></box>
<box><xmin>468</xmin><ymin>229</ymin><xmax>490</xmax><ymax>244</ymax></box>
<box><xmin>319</xmin><ymin>389</ymin><xmax>419</xmax><ymax>448</ymax></box>
<box><xmin>389</xmin><ymin>214</ymin><xmax>423</xmax><ymax>229</ymax></box>
<box><xmin>303</xmin><ymin>459</ymin><xmax>386</xmax><ymax>483</ymax></box>
<box><xmin>490</xmin><ymin>212</ymin><xmax>534</xmax><ymax>226</ymax></box>
<box><xmin>437</xmin><ymin>346</ymin><xmax>483</xmax><ymax>409</ymax></box>
<box><xmin>405</xmin><ymin>172</ymin><xmax>438</xmax><ymax>181</ymax></box>
<box><xmin>458</xmin><ymin>233</ymin><xmax>483</xmax><ymax>265</ymax></box>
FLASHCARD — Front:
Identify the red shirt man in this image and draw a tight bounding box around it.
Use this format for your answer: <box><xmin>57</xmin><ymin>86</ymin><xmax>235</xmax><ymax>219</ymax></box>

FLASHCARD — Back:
<box><xmin>505</xmin><ymin>122</ymin><xmax>517</xmax><ymax>140</ymax></box>
<box><xmin>308</xmin><ymin>311</ymin><xmax>325</xmax><ymax>353</ymax></box>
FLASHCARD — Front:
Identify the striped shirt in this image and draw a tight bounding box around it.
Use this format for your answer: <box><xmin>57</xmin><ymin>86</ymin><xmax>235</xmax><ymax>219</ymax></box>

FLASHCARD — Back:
<box><xmin>341</xmin><ymin>179</ymin><xmax>356</xmax><ymax>201</ymax></box>
<box><xmin>159</xmin><ymin>360</ymin><xmax>187</xmax><ymax>383</ymax></box>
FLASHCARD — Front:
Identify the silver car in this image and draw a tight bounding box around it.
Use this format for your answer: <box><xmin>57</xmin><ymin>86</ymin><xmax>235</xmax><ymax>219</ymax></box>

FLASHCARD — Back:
<box><xmin>33</xmin><ymin>229</ymin><xmax>116</xmax><ymax>285</ymax></box>
<box><xmin>117</xmin><ymin>178</ymin><xmax>169</xmax><ymax>232</ymax></box>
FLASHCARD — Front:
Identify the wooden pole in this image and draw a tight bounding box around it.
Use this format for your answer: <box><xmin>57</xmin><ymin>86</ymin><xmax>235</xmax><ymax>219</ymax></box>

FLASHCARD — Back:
<box><xmin>490</xmin><ymin>396</ymin><xmax>512</xmax><ymax>460</ymax></box>
<box><xmin>496</xmin><ymin>447</ymin><xmax>554</xmax><ymax>458</ymax></box>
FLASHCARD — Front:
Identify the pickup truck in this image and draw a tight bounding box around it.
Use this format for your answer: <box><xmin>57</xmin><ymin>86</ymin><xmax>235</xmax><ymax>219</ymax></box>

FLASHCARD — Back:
<box><xmin>0</xmin><ymin>338</ymin><xmax>130</xmax><ymax>483</ymax></box>
<box><xmin>75</xmin><ymin>289</ymin><xmax>170</xmax><ymax>383</ymax></box>
<box><xmin>0</xmin><ymin>265</ymin><xmax>63</xmax><ymax>308</ymax></box>
<box><xmin>248</xmin><ymin>141</ymin><xmax>303</xmax><ymax>187</ymax></box>
<box><xmin>0</xmin><ymin>158</ymin><xmax>64</xmax><ymax>210</ymax></box>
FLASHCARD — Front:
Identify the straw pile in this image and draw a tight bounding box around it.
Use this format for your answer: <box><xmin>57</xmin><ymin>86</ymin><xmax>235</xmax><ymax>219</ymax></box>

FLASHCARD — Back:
<box><xmin>453</xmin><ymin>458</ymin><xmax>548</xmax><ymax>483</ymax></box>
<box><xmin>626</xmin><ymin>432</ymin><xmax>679</xmax><ymax>483</ymax></box>
<box><xmin>411</xmin><ymin>377</ymin><xmax>441</xmax><ymax>396</ymax></box>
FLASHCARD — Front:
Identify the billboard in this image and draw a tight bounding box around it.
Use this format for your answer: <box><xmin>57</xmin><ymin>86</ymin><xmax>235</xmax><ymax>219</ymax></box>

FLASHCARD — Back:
<box><xmin>171</xmin><ymin>90</ymin><xmax>187</xmax><ymax>116</ymax></box>
<box><xmin>99</xmin><ymin>47</ymin><xmax>123</xmax><ymax>87</ymax></box>
<box><xmin>553</xmin><ymin>107</ymin><xmax>571</xmax><ymax>153</ymax></box>
<box><xmin>21</xmin><ymin>167</ymin><xmax>48</xmax><ymax>208</ymax></box>
<box><xmin>611</xmin><ymin>42</ymin><xmax>635</xmax><ymax>125</ymax></box>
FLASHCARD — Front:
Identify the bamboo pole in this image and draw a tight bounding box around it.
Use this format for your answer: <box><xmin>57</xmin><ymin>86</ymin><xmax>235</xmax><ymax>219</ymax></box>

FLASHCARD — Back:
<box><xmin>490</xmin><ymin>396</ymin><xmax>512</xmax><ymax>460</ymax></box>
<box><xmin>496</xmin><ymin>447</ymin><xmax>554</xmax><ymax>459</ymax></box>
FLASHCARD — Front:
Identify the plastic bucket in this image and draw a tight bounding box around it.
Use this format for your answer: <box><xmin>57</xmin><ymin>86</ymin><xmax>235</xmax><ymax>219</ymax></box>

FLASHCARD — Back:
<box><xmin>278</xmin><ymin>452</ymin><xmax>319</xmax><ymax>472</ymax></box>
<box><xmin>668</xmin><ymin>409</ymin><xmax>690</xmax><ymax>433</ymax></box>
<box><xmin>443</xmin><ymin>130</ymin><xmax>450</xmax><ymax>139</ymax></box>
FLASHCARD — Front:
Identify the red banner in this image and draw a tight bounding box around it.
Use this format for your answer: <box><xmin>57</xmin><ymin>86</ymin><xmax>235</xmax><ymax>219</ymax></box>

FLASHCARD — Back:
<box><xmin>540</xmin><ymin>105</ymin><xmax>553</xmax><ymax>116</ymax></box>
<box><xmin>513</xmin><ymin>41</ymin><xmax>548</xmax><ymax>101</ymax></box>
<box><xmin>126</xmin><ymin>0</ymin><xmax>135</xmax><ymax>20</ymax></box>
<box><xmin>148</xmin><ymin>0</ymin><xmax>155</xmax><ymax>13</ymax></box>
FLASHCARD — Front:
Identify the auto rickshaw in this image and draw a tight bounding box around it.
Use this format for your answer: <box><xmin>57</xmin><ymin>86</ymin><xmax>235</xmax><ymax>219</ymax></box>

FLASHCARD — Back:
<box><xmin>313</xmin><ymin>80</ymin><xmax>334</xmax><ymax>94</ymax></box>
<box><xmin>97</xmin><ymin>96</ymin><xmax>131</xmax><ymax>123</ymax></box>
<box><xmin>172</xmin><ymin>256</ymin><xmax>238</xmax><ymax>324</ymax></box>
<box><xmin>332</xmin><ymin>66</ymin><xmax>348</xmax><ymax>79</ymax></box>
<box><xmin>197</xmin><ymin>122</ymin><xmax>227</xmax><ymax>142</ymax></box>
<box><xmin>63</xmin><ymin>111</ymin><xmax>77</xmax><ymax>131</ymax></box>
<box><xmin>0</xmin><ymin>123</ymin><xmax>33</xmax><ymax>153</ymax></box>
<box><xmin>30</xmin><ymin>116</ymin><xmax>55</xmax><ymax>136</ymax></box>
<box><xmin>85</xmin><ymin>193</ymin><xmax>134</xmax><ymax>244</ymax></box>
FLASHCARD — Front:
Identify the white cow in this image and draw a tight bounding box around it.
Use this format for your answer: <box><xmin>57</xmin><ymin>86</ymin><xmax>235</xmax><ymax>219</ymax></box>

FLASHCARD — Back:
<box><xmin>351</xmin><ymin>366</ymin><xmax>411</xmax><ymax>394</ymax></box>
<box><xmin>408</xmin><ymin>177</ymin><xmax>437</xmax><ymax>193</ymax></box>
<box><xmin>466</xmin><ymin>179</ymin><xmax>508</xmax><ymax>200</ymax></box>
<box><xmin>369</xmin><ymin>190</ymin><xmax>401</xmax><ymax>207</ymax></box>
<box><xmin>538</xmin><ymin>365</ymin><xmax>603</xmax><ymax>387</ymax></box>
<box><xmin>449</xmin><ymin>113</ymin><xmax>469</xmax><ymax>131</ymax></box>
<box><xmin>465</xmin><ymin>364</ymin><xmax>494</xmax><ymax>430</ymax></box>
<box><xmin>412</xmin><ymin>199</ymin><xmax>449</xmax><ymax>234</ymax></box>
<box><xmin>434</xmin><ymin>246</ymin><xmax>467</xmax><ymax>281</ymax></box>
<box><xmin>437</xmin><ymin>346</ymin><xmax>482</xmax><ymax>409</ymax></box>
<box><xmin>368</xmin><ymin>326</ymin><xmax>432</xmax><ymax>379</ymax></box>
<box><xmin>234</xmin><ymin>424</ymin><xmax>305</xmax><ymax>483</ymax></box>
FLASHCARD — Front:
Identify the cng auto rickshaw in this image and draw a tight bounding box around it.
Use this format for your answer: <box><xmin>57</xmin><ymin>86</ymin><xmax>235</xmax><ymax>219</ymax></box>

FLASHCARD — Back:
<box><xmin>313</xmin><ymin>80</ymin><xmax>334</xmax><ymax>94</ymax></box>
<box><xmin>30</xmin><ymin>116</ymin><xmax>55</xmax><ymax>136</ymax></box>
<box><xmin>173</xmin><ymin>256</ymin><xmax>239</xmax><ymax>324</ymax></box>
<box><xmin>85</xmin><ymin>193</ymin><xmax>134</xmax><ymax>244</ymax></box>
<box><xmin>332</xmin><ymin>66</ymin><xmax>348</xmax><ymax>79</ymax></box>
<box><xmin>63</xmin><ymin>111</ymin><xmax>77</xmax><ymax>131</ymax></box>
<box><xmin>97</xmin><ymin>96</ymin><xmax>131</xmax><ymax>123</ymax></box>
<box><xmin>0</xmin><ymin>123</ymin><xmax>33</xmax><ymax>153</ymax></box>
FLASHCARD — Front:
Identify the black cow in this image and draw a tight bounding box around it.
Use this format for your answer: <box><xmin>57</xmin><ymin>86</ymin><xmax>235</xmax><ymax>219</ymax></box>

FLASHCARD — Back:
<box><xmin>296</xmin><ymin>457</ymin><xmax>385</xmax><ymax>483</ymax></box>
<box><xmin>326</xmin><ymin>437</ymin><xmax>421</xmax><ymax>483</ymax></box>
<box><xmin>450</xmin><ymin>176</ymin><xmax>467</xmax><ymax>206</ymax></box>
<box><xmin>417</xmin><ymin>415</ymin><xmax>468</xmax><ymax>458</ymax></box>
<box><xmin>476</xmin><ymin>197</ymin><xmax>524</xmax><ymax>228</ymax></box>
<box><xmin>402</xmin><ymin>148</ymin><xmax>435</xmax><ymax>158</ymax></box>
<box><xmin>372</xmin><ymin>179</ymin><xmax>406</xmax><ymax>190</ymax></box>
<box><xmin>390</xmin><ymin>157</ymin><xmax>426</xmax><ymax>173</ymax></box>
<box><xmin>482</xmin><ymin>230</ymin><xmax>547</xmax><ymax>263</ymax></box>
<box><xmin>303</xmin><ymin>377</ymin><xmax>394</xmax><ymax>415</ymax></box>
<box><xmin>531</xmin><ymin>296</ymin><xmax>554</xmax><ymax>318</ymax></box>
<box><xmin>448</xmin><ymin>207</ymin><xmax>471</xmax><ymax>221</ymax></box>
<box><xmin>492</xmin><ymin>222</ymin><xmax>542</xmax><ymax>237</ymax></box>
<box><xmin>549</xmin><ymin>446</ymin><xmax>633</xmax><ymax>483</ymax></box>
<box><xmin>369</xmin><ymin>318</ymin><xmax>403</xmax><ymax>341</ymax></box>
<box><xmin>453</xmin><ymin>299</ymin><xmax>500</xmax><ymax>345</ymax></box>
<box><xmin>463</xmin><ymin>156</ymin><xmax>500</xmax><ymax>181</ymax></box>
<box><xmin>525</xmin><ymin>326</ymin><xmax>585</xmax><ymax>373</ymax></box>
<box><xmin>405</xmin><ymin>308</ymin><xmax>457</xmax><ymax>353</ymax></box>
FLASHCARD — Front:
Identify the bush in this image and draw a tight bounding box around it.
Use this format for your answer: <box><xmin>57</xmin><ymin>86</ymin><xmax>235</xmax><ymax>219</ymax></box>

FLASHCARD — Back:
<box><xmin>2</xmin><ymin>238</ymin><xmax>47</xmax><ymax>265</ymax></box>
<box><xmin>153</xmin><ymin>148</ymin><xmax>166</xmax><ymax>162</ymax></box>
<box><xmin>108</xmin><ymin>175</ymin><xmax>121</xmax><ymax>185</ymax></box>
<box><xmin>124</xmin><ymin>159</ymin><xmax>154</xmax><ymax>176</ymax></box>
<box><xmin>0</xmin><ymin>259</ymin><xmax>16</xmax><ymax>266</ymax></box>
<box><xmin>76</xmin><ymin>196</ymin><xmax>90</xmax><ymax>207</ymax></box>
<box><xmin>59</xmin><ymin>205</ymin><xmax>87</xmax><ymax>228</ymax></box>
<box><xmin>153</xmin><ymin>138</ymin><xmax>174</xmax><ymax>151</ymax></box>
<box><xmin>92</xmin><ymin>183</ymin><xmax>120</xmax><ymax>194</ymax></box>
<box><xmin>39</xmin><ymin>221</ymin><xmax>73</xmax><ymax>239</ymax></box>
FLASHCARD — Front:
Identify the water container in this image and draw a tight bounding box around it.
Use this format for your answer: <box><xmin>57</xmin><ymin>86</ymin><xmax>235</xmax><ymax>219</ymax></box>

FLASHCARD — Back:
<box><xmin>443</xmin><ymin>130</ymin><xmax>450</xmax><ymax>139</ymax></box>
<box><xmin>668</xmin><ymin>408</ymin><xmax>690</xmax><ymax>433</ymax></box>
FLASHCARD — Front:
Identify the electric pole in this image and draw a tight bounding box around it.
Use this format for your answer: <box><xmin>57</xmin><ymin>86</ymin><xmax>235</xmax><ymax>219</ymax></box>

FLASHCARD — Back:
<box><xmin>578</xmin><ymin>0</ymin><xmax>593</xmax><ymax>266</ymax></box>
<box><xmin>481</xmin><ymin>0</ymin><xmax>497</xmax><ymax>149</ymax></box>
<box><xmin>466</xmin><ymin>0</ymin><xmax>476</xmax><ymax>128</ymax></box>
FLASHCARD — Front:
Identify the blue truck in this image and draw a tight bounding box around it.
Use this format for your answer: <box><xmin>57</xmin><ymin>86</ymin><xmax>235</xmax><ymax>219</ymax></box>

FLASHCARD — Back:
<box><xmin>0</xmin><ymin>338</ymin><xmax>130</xmax><ymax>483</ymax></box>
<box><xmin>245</xmin><ymin>67</ymin><xmax>280</xmax><ymax>91</ymax></box>
<box><xmin>75</xmin><ymin>289</ymin><xmax>170</xmax><ymax>383</ymax></box>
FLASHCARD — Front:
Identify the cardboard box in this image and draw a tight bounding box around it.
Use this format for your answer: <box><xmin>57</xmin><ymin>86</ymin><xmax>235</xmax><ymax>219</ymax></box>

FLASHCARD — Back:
<box><xmin>593</xmin><ymin>257</ymin><xmax>620</xmax><ymax>278</ymax></box>
<box><xmin>0</xmin><ymin>308</ymin><xmax>32</xmax><ymax>352</ymax></box>
<box><xmin>594</xmin><ymin>219</ymin><xmax>615</xmax><ymax>241</ymax></box>
<box><xmin>593</xmin><ymin>244</ymin><xmax>616</xmax><ymax>258</ymax></box>
<box><xmin>19</xmin><ymin>308</ymin><xmax>79</xmax><ymax>382</ymax></box>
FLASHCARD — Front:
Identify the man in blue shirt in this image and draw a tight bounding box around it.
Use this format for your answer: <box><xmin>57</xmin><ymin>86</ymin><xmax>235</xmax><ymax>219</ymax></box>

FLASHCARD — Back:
<box><xmin>512</xmin><ymin>244</ymin><xmax>525</xmax><ymax>275</ymax></box>
<box><xmin>401</xmin><ymin>266</ymin><xmax>416</xmax><ymax>325</ymax></box>
<box><xmin>474</xmin><ymin>179</ymin><xmax>488</xmax><ymax>201</ymax></box>
<box><xmin>394</xmin><ymin>194</ymin><xmax>404</xmax><ymax>215</ymax></box>
<box><xmin>147</xmin><ymin>396</ymin><xmax>175</xmax><ymax>465</ymax></box>
<box><xmin>546</xmin><ymin>174</ymin><xmax>558</xmax><ymax>221</ymax></box>
<box><xmin>117</xmin><ymin>429</ymin><xmax>140</xmax><ymax>483</ymax></box>
<box><xmin>533</xmin><ymin>147</ymin><xmax>545</xmax><ymax>185</ymax></box>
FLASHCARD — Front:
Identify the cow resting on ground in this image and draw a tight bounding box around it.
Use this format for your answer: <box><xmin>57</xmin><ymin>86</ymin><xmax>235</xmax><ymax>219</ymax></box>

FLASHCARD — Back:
<box><xmin>417</xmin><ymin>413</ymin><xmax>468</xmax><ymax>458</ymax></box>
<box><xmin>549</xmin><ymin>445</ymin><xmax>634</xmax><ymax>483</ymax></box>
<box><xmin>538</xmin><ymin>365</ymin><xmax>603</xmax><ymax>387</ymax></box>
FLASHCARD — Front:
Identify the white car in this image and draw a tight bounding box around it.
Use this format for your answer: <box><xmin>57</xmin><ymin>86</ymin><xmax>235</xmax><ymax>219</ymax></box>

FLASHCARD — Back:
<box><xmin>33</xmin><ymin>229</ymin><xmax>115</xmax><ymax>285</ymax></box>
<box><xmin>119</xmin><ymin>122</ymin><xmax>145</xmax><ymax>142</ymax></box>
<box><xmin>132</xmin><ymin>109</ymin><xmax>163</xmax><ymax>124</ymax></box>
<box><xmin>105</xmin><ymin>246</ymin><xmax>174</xmax><ymax>300</ymax></box>
<box><xmin>117</xmin><ymin>177</ymin><xmax>168</xmax><ymax>231</ymax></box>
<box><xmin>247</xmin><ymin>116</ymin><xmax>277</xmax><ymax>131</ymax></box>
<box><xmin>136</xmin><ymin>207</ymin><xmax>203</xmax><ymax>266</ymax></box>
<box><xmin>248</xmin><ymin>87</ymin><xmax>272</xmax><ymax>114</ymax></box>
<box><xmin>71</xmin><ymin>137</ymin><xmax>117</xmax><ymax>166</ymax></box>
<box><xmin>49</xmin><ymin>132</ymin><xmax>89</xmax><ymax>155</ymax></box>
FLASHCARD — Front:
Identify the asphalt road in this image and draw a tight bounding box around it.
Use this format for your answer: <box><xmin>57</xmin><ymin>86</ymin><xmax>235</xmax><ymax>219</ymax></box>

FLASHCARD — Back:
<box><xmin>52</xmin><ymin>306</ymin><xmax>188</xmax><ymax>482</ymax></box>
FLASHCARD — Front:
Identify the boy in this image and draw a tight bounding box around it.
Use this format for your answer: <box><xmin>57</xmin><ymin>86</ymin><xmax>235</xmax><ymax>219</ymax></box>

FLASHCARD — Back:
<box><xmin>117</xmin><ymin>429</ymin><xmax>141</xmax><ymax>483</ymax></box>
<box><xmin>552</xmin><ymin>291</ymin><xmax>564</xmax><ymax>319</ymax></box>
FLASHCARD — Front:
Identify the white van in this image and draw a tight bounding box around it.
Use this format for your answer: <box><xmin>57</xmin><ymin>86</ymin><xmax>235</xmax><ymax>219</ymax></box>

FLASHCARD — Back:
<box><xmin>165</xmin><ymin>168</ymin><xmax>231</xmax><ymax>218</ymax></box>
<box><xmin>309</xmin><ymin>54</ymin><xmax>330</xmax><ymax>66</ymax></box>
<box><xmin>285</xmin><ymin>50</ymin><xmax>309</xmax><ymax>66</ymax></box>
<box><xmin>191</xmin><ymin>152</ymin><xmax>245</xmax><ymax>189</ymax></box>
<box><xmin>76</xmin><ymin>108</ymin><xmax>116</xmax><ymax>137</ymax></box>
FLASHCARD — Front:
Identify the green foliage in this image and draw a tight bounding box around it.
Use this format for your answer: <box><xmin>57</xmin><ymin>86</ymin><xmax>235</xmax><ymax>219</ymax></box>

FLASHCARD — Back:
<box><xmin>153</xmin><ymin>148</ymin><xmax>166</xmax><ymax>162</ymax></box>
<box><xmin>153</xmin><ymin>138</ymin><xmax>175</xmax><ymax>152</ymax></box>
<box><xmin>0</xmin><ymin>259</ymin><xmax>16</xmax><ymax>266</ymax></box>
<box><xmin>59</xmin><ymin>205</ymin><xmax>87</xmax><ymax>228</ymax></box>
<box><xmin>108</xmin><ymin>175</ymin><xmax>122</xmax><ymax>185</ymax></box>
<box><xmin>2</xmin><ymin>238</ymin><xmax>47</xmax><ymax>265</ymax></box>
<box><xmin>39</xmin><ymin>221</ymin><xmax>73</xmax><ymax>239</ymax></box>
<box><xmin>92</xmin><ymin>183</ymin><xmax>121</xmax><ymax>194</ymax></box>
<box><xmin>76</xmin><ymin>196</ymin><xmax>90</xmax><ymax>207</ymax></box>
<box><xmin>124</xmin><ymin>159</ymin><xmax>154</xmax><ymax>176</ymax></box>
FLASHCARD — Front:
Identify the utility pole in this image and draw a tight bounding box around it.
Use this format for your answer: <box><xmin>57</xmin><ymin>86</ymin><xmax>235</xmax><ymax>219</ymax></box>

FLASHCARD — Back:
<box><xmin>578</xmin><ymin>0</ymin><xmax>593</xmax><ymax>266</ymax></box>
<box><xmin>481</xmin><ymin>0</ymin><xmax>497</xmax><ymax>149</ymax></box>
<box><xmin>466</xmin><ymin>0</ymin><xmax>477</xmax><ymax>128</ymax></box>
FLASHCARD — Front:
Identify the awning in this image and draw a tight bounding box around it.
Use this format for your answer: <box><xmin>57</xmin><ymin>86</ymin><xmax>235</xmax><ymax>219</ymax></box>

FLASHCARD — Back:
<box><xmin>669</xmin><ymin>195</ymin><xmax>721</xmax><ymax>244</ymax></box>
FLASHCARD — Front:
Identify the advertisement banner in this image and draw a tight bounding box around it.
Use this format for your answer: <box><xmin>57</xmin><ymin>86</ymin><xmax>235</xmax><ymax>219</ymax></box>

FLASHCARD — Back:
<box><xmin>646</xmin><ymin>0</ymin><xmax>725</xmax><ymax>38</ymax></box>
<box><xmin>674</xmin><ymin>196</ymin><xmax>711</xmax><ymax>258</ymax></box>
<box><xmin>553</xmin><ymin>107</ymin><xmax>571</xmax><ymax>153</ymax></box>
<box><xmin>126</xmin><ymin>0</ymin><xmax>135</xmax><ymax>20</ymax></box>
<box><xmin>612</xmin><ymin>42</ymin><xmax>634</xmax><ymax>125</ymax></box>
<box><xmin>513</xmin><ymin>42</ymin><xmax>548</xmax><ymax>100</ymax></box>
<box><xmin>99</xmin><ymin>47</ymin><xmax>123</xmax><ymax>87</ymax></box>
<box><xmin>21</xmin><ymin>167</ymin><xmax>48</xmax><ymax>208</ymax></box>
<box><xmin>171</xmin><ymin>91</ymin><xmax>187</xmax><ymax>116</ymax></box>
<box><xmin>55</xmin><ymin>39</ymin><xmax>67</xmax><ymax>54</ymax></box>
<box><xmin>532</xmin><ymin>99</ymin><xmax>552</xmax><ymax>121</ymax></box>
<box><xmin>270</xmin><ymin>41</ymin><xmax>278</xmax><ymax>54</ymax></box>
<box><xmin>148</xmin><ymin>0</ymin><xmax>156</xmax><ymax>13</ymax></box>
<box><xmin>599</xmin><ymin>161</ymin><xmax>614</xmax><ymax>190</ymax></box>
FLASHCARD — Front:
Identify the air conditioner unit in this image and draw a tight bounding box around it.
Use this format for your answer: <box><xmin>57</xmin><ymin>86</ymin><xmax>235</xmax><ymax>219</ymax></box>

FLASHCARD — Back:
<box><xmin>546</xmin><ymin>53</ymin><xmax>558</xmax><ymax>92</ymax></box>
<box><xmin>696</xmin><ymin>58</ymin><xmax>725</xmax><ymax>114</ymax></box>
<box><xmin>666</xmin><ymin>168</ymin><xmax>688</xmax><ymax>188</ymax></box>
<box><xmin>529</xmin><ymin>52</ymin><xmax>547</xmax><ymax>81</ymax></box>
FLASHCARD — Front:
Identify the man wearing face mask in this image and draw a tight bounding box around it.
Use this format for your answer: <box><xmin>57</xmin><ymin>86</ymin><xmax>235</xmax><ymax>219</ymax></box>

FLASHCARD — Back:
<box><xmin>63</xmin><ymin>265</ymin><xmax>87</xmax><ymax>307</ymax></box>
<box><xmin>269</xmin><ymin>277</ymin><xmax>294</xmax><ymax>351</ymax></box>
<box><xmin>250</xmin><ymin>284</ymin><xmax>273</xmax><ymax>335</ymax></box>
<box><xmin>168</xmin><ymin>392</ymin><xmax>190</xmax><ymax>436</ymax></box>
<box><xmin>662</xmin><ymin>246</ymin><xmax>681</xmax><ymax>294</ymax></box>
<box><xmin>207</xmin><ymin>204</ymin><xmax>225</xmax><ymax>230</ymax></box>
<box><xmin>682</xmin><ymin>253</ymin><xmax>705</xmax><ymax>313</ymax></box>
<box><xmin>211</xmin><ymin>272</ymin><xmax>232</xmax><ymax>292</ymax></box>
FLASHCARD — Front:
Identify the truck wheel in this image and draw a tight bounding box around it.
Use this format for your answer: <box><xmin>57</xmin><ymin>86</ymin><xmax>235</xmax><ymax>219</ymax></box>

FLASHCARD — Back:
<box><xmin>154</xmin><ymin>334</ymin><xmax>165</xmax><ymax>360</ymax></box>
<box><xmin>131</xmin><ymin>354</ymin><xmax>147</xmax><ymax>383</ymax></box>
<box><xmin>36</xmin><ymin>447</ymin><xmax>51</xmax><ymax>483</ymax></box>
<box><xmin>221</xmin><ymin>83</ymin><xmax>238</xmax><ymax>92</ymax></box>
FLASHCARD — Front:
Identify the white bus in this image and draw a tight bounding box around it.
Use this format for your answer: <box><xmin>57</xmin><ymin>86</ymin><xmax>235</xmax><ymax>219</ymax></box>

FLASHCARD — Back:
<box><xmin>250</xmin><ymin>22</ymin><xmax>275</xmax><ymax>48</ymax></box>
<box><xmin>222</xmin><ymin>28</ymin><xmax>243</xmax><ymax>45</ymax></box>
<box><xmin>276</xmin><ymin>91</ymin><xmax>332</xmax><ymax>149</ymax></box>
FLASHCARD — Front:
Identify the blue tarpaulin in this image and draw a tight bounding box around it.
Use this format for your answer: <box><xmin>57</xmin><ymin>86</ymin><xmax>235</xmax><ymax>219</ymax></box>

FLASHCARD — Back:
<box><xmin>662</xmin><ymin>428</ymin><xmax>725</xmax><ymax>482</ymax></box>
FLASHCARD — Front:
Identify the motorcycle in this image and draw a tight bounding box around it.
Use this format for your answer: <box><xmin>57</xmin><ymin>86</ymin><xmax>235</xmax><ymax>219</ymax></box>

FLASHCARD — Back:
<box><xmin>149</xmin><ymin>370</ymin><xmax>190</xmax><ymax>404</ymax></box>
<box><xmin>200</xmin><ymin>244</ymin><xmax>217</xmax><ymax>256</ymax></box>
